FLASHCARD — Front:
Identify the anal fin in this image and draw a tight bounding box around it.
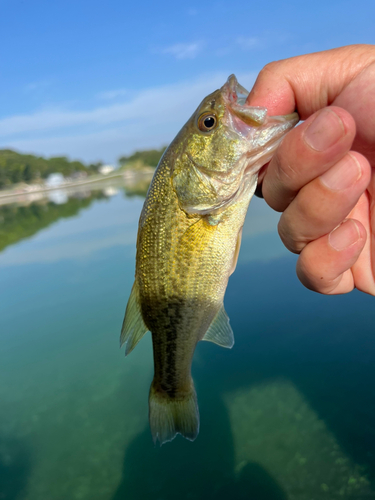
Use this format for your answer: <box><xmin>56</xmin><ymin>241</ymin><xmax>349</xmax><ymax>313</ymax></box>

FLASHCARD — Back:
<box><xmin>202</xmin><ymin>305</ymin><xmax>234</xmax><ymax>349</ymax></box>
<box><xmin>120</xmin><ymin>281</ymin><xmax>148</xmax><ymax>356</ymax></box>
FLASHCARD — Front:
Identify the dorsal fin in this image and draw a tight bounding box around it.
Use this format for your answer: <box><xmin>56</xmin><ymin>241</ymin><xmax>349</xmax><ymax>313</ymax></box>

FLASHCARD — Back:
<box><xmin>202</xmin><ymin>305</ymin><xmax>234</xmax><ymax>349</ymax></box>
<box><xmin>120</xmin><ymin>281</ymin><xmax>149</xmax><ymax>356</ymax></box>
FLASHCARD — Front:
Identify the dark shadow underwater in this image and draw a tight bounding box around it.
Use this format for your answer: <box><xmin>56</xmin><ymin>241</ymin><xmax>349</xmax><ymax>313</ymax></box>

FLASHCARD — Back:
<box><xmin>113</xmin><ymin>254</ymin><xmax>375</xmax><ymax>499</ymax></box>
<box><xmin>112</xmin><ymin>382</ymin><xmax>287</xmax><ymax>500</ymax></box>
<box><xmin>0</xmin><ymin>435</ymin><xmax>31</xmax><ymax>500</ymax></box>
<box><xmin>224</xmin><ymin>255</ymin><xmax>375</xmax><ymax>490</ymax></box>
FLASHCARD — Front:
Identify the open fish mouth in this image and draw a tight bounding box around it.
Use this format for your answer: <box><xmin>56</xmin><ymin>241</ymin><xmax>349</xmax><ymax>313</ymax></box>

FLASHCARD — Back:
<box><xmin>222</xmin><ymin>74</ymin><xmax>299</xmax><ymax>139</ymax></box>
<box><xmin>224</xmin><ymin>74</ymin><xmax>268</xmax><ymax>127</ymax></box>
<box><xmin>221</xmin><ymin>74</ymin><xmax>299</xmax><ymax>177</ymax></box>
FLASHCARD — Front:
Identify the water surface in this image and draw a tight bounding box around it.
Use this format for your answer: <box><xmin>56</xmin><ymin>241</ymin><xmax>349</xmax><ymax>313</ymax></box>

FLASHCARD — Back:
<box><xmin>1</xmin><ymin>180</ymin><xmax>375</xmax><ymax>500</ymax></box>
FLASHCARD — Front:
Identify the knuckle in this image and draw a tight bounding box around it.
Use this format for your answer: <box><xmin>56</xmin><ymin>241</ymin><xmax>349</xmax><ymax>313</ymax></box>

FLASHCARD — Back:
<box><xmin>297</xmin><ymin>197</ymin><xmax>326</xmax><ymax>228</ymax></box>
<box><xmin>277</xmin><ymin>216</ymin><xmax>305</xmax><ymax>254</ymax></box>
<box><xmin>296</xmin><ymin>259</ymin><xmax>319</xmax><ymax>292</ymax></box>
<box><xmin>290</xmin><ymin>187</ymin><xmax>331</xmax><ymax>234</ymax></box>
<box><xmin>259</xmin><ymin>61</ymin><xmax>283</xmax><ymax>77</ymax></box>
<box><xmin>297</xmin><ymin>251</ymin><xmax>341</xmax><ymax>294</ymax></box>
<box><xmin>296</xmin><ymin>256</ymin><xmax>323</xmax><ymax>292</ymax></box>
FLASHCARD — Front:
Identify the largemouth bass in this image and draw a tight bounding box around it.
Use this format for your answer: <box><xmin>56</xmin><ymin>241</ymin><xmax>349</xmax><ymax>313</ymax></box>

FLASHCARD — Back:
<box><xmin>121</xmin><ymin>75</ymin><xmax>298</xmax><ymax>445</ymax></box>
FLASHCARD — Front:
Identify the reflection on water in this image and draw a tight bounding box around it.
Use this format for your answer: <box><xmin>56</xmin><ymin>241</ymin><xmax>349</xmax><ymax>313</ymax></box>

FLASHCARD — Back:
<box><xmin>0</xmin><ymin>173</ymin><xmax>152</xmax><ymax>254</ymax></box>
<box><xmin>0</xmin><ymin>176</ymin><xmax>375</xmax><ymax>500</ymax></box>
<box><xmin>121</xmin><ymin>175</ymin><xmax>152</xmax><ymax>199</ymax></box>
<box><xmin>0</xmin><ymin>192</ymin><xmax>105</xmax><ymax>253</ymax></box>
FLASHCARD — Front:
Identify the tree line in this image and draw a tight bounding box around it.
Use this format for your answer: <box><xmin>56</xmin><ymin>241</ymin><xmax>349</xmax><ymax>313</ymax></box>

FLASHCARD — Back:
<box><xmin>0</xmin><ymin>146</ymin><xmax>168</xmax><ymax>189</ymax></box>
<box><xmin>0</xmin><ymin>149</ymin><xmax>102</xmax><ymax>189</ymax></box>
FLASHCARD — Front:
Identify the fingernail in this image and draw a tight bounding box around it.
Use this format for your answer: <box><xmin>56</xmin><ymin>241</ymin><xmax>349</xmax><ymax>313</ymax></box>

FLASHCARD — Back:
<box><xmin>329</xmin><ymin>219</ymin><xmax>361</xmax><ymax>251</ymax></box>
<box><xmin>320</xmin><ymin>153</ymin><xmax>362</xmax><ymax>191</ymax></box>
<box><xmin>304</xmin><ymin>109</ymin><xmax>345</xmax><ymax>151</ymax></box>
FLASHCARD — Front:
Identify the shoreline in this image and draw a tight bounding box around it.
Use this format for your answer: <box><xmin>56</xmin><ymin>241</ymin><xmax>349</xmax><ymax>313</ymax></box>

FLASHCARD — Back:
<box><xmin>0</xmin><ymin>168</ymin><xmax>154</xmax><ymax>204</ymax></box>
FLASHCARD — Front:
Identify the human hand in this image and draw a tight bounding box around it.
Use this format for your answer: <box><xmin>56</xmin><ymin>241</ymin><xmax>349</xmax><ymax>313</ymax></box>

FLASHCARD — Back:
<box><xmin>247</xmin><ymin>44</ymin><xmax>375</xmax><ymax>295</ymax></box>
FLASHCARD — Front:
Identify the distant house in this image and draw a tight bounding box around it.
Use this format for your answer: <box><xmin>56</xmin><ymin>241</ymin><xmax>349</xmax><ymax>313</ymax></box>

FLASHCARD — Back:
<box><xmin>98</xmin><ymin>164</ymin><xmax>115</xmax><ymax>175</ymax></box>
<box><xmin>45</xmin><ymin>173</ymin><xmax>65</xmax><ymax>188</ymax></box>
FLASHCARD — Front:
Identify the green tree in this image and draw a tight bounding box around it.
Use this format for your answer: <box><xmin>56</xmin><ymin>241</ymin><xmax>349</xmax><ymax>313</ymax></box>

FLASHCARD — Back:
<box><xmin>0</xmin><ymin>149</ymin><xmax>97</xmax><ymax>188</ymax></box>
<box><xmin>119</xmin><ymin>146</ymin><xmax>167</xmax><ymax>168</ymax></box>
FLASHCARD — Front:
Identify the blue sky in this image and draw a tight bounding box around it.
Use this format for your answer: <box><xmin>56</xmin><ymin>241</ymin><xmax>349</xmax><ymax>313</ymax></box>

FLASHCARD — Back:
<box><xmin>0</xmin><ymin>0</ymin><xmax>374</xmax><ymax>164</ymax></box>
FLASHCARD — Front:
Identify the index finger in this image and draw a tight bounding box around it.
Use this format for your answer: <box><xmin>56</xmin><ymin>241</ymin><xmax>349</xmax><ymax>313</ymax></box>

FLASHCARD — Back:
<box><xmin>247</xmin><ymin>45</ymin><xmax>375</xmax><ymax>118</ymax></box>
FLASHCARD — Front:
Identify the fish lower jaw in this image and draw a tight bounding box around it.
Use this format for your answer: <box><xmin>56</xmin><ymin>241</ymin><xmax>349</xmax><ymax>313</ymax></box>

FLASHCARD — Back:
<box><xmin>243</xmin><ymin>134</ymin><xmax>288</xmax><ymax>177</ymax></box>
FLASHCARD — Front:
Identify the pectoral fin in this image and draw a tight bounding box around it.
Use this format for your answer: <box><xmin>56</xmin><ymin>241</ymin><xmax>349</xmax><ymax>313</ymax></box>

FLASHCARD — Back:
<box><xmin>202</xmin><ymin>305</ymin><xmax>234</xmax><ymax>349</ymax></box>
<box><xmin>120</xmin><ymin>281</ymin><xmax>148</xmax><ymax>356</ymax></box>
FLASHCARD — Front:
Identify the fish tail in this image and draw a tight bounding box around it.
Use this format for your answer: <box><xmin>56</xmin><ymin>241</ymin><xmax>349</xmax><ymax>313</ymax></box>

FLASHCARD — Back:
<box><xmin>149</xmin><ymin>380</ymin><xmax>200</xmax><ymax>445</ymax></box>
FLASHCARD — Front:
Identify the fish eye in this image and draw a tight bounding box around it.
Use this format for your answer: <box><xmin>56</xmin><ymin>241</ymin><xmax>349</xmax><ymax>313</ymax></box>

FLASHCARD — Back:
<box><xmin>198</xmin><ymin>113</ymin><xmax>217</xmax><ymax>132</ymax></box>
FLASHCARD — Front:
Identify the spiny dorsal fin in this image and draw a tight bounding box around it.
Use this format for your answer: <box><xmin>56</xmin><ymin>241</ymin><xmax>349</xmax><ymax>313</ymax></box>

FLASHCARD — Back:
<box><xmin>202</xmin><ymin>305</ymin><xmax>234</xmax><ymax>349</ymax></box>
<box><xmin>120</xmin><ymin>281</ymin><xmax>148</xmax><ymax>356</ymax></box>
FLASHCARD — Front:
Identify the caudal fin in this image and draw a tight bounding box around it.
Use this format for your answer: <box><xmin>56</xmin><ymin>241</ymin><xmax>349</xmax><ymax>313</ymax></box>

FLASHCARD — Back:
<box><xmin>149</xmin><ymin>381</ymin><xmax>200</xmax><ymax>445</ymax></box>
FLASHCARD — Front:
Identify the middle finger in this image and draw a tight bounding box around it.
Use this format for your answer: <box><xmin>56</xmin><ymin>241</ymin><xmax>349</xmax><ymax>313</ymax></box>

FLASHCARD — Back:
<box><xmin>278</xmin><ymin>151</ymin><xmax>371</xmax><ymax>253</ymax></box>
<box><xmin>261</xmin><ymin>106</ymin><xmax>356</xmax><ymax>212</ymax></box>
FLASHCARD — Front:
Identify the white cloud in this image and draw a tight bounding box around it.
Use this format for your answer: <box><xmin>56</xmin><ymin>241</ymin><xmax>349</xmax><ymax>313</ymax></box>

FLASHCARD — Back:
<box><xmin>24</xmin><ymin>79</ymin><xmax>53</xmax><ymax>93</ymax></box>
<box><xmin>0</xmin><ymin>73</ymin><xmax>220</xmax><ymax>137</ymax></box>
<box><xmin>161</xmin><ymin>42</ymin><xmax>203</xmax><ymax>60</ymax></box>
<box><xmin>236</xmin><ymin>32</ymin><xmax>292</xmax><ymax>51</ymax></box>
<box><xmin>5</xmin><ymin>125</ymin><xmax>171</xmax><ymax>164</ymax></box>
<box><xmin>0</xmin><ymin>71</ymin><xmax>257</xmax><ymax>163</ymax></box>
<box><xmin>236</xmin><ymin>37</ymin><xmax>262</xmax><ymax>50</ymax></box>
<box><xmin>215</xmin><ymin>47</ymin><xmax>231</xmax><ymax>57</ymax></box>
<box><xmin>96</xmin><ymin>89</ymin><xmax>130</xmax><ymax>100</ymax></box>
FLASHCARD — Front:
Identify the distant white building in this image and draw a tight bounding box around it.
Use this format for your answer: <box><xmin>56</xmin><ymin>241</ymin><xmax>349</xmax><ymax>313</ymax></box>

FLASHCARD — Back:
<box><xmin>99</xmin><ymin>164</ymin><xmax>115</xmax><ymax>175</ymax></box>
<box><xmin>103</xmin><ymin>187</ymin><xmax>119</xmax><ymax>197</ymax></box>
<box><xmin>45</xmin><ymin>173</ymin><xmax>65</xmax><ymax>188</ymax></box>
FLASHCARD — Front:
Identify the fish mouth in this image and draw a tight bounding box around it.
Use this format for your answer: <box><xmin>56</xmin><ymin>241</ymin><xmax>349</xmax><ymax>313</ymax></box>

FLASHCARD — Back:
<box><xmin>242</xmin><ymin>112</ymin><xmax>299</xmax><ymax>178</ymax></box>
<box><xmin>222</xmin><ymin>74</ymin><xmax>299</xmax><ymax>176</ymax></box>
<box><xmin>223</xmin><ymin>74</ymin><xmax>299</xmax><ymax>134</ymax></box>
<box><xmin>224</xmin><ymin>74</ymin><xmax>268</xmax><ymax>127</ymax></box>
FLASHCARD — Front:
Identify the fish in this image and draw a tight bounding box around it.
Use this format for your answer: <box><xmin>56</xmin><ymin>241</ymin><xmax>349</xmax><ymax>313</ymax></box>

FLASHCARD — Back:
<box><xmin>121</xmin><ymin>75</ymin><xmax>299</xmax><ymax>445</ymax></box>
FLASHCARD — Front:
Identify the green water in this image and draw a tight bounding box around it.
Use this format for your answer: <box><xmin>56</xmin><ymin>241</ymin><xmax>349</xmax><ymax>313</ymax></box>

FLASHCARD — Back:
<box><xmin>1</xmin><ymin>181</ymin><xmax>375</xmax><ymax>500</ymax></box>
